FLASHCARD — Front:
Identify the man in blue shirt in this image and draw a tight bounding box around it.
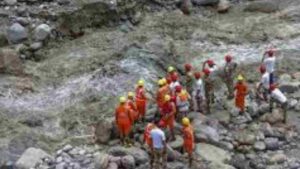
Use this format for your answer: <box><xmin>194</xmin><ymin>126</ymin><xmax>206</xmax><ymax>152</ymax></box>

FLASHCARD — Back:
<box><xmin>150</xmin><ymin>121</ymin><xmax>167</xmax><ymax>169</ymax></box>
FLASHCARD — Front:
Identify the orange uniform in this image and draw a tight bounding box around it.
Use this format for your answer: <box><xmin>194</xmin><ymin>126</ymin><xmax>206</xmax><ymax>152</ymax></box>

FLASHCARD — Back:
<box><xmin>235</xmin><ymin>82</ymin><xmax>248</xmax><ymax>112</ymax></box>
<box><xmin>156</xmin><ymin>85</ymin><xmax>171</xmax><ymax>109</ymax></box>
<box><xmin>143</xmin><ymin>123</ymin><xmax>155</xmax><ymax>147</ymax></box>
<box><xmin>161</xmin><ymin>101</ymin><xmax>176</xmax><ymax>129</ymax></box>
<box><xmin>127</xmin><ymin>100</ymin><xmax>138</xmax><ymax>122</ymax></box>
<box><xmin>182</xmin><ymin>125</ymin><xmax>195</xmax><ymax>154</ymax></box>
<box><xmin>115</xmin><ymin>104</ymin><xmax>132</xmax><ymax>136</ymax></box>
<box><xmin>135</xmin><ymin>86</ymin><xmax>147</xmax><ymax>118</ymax></box>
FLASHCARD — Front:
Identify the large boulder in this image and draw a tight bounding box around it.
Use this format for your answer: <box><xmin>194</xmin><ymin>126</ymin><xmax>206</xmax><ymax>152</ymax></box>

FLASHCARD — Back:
<box><xmin>279</xmin><ymin>82</ymin><xmax>300</xmax><ymax>94</ymax></box>
<box><xmin>260</xmin><ymin>109</ymin><xmax>284</xmax><ymax>124</ymax></box>
<box><xmin>193</xmin><ymin>120</ymin><xmax>220</xmax><ymax>144</ymax></box>
<box><xmin>244</xmin><ymin>0</ymin><xmax>280</xmax><ymax>13</ymax></box>
<box><xmin>217</xmin><ymin>0</ymin><xmax>230</xmax><ymax>13</ymax></box>
<box><xmin>235</xmin><ymin>131</ymin><xmax>256</xmax><ymax>145</ymax></box>
<box><xmin>94</xmin><ymin>118</ymin><xmax>113</xmax><ymax>144</ymax></box>
<box><xmin>169</xmin><ymin>135</ymin><xmax>184</xmax><ymax>151</ymax></box>
<box><xmin>121</xmin><ymin>155</ymin><xmax>135</xmax><ymax>169</ymax></box>
<box><xmin>107</xmin><ymin>146</ymin><xmax>149</xmax><ymax>165</ymax></box>
<box><xmin>265</xmin><ymin>137</ymin><xmax>279</xmax><ymax>150</ymax></box>
<box><xmin>192</xmin><ymin>0</ymin><xmax>219</xmax><ymax>6</ymax></box>
<box><xmin>15</xmin><ymin>147</ymin><xmax>51</xmax><ymax>169</ymax></box>
<box><xmin>195</xmin><ymin>143</ymin><xmax>231</xmax><ymax>165</ymax></box>
<box><xmin>33</xmin><ymin>24</ymin><xmax>51</xmax><ymax>41</ymax></box>
<box><xmin>6</xmin><ymin>23</ymin><xmax>28</xmax><ymax>44</ymax></box>
<box><xmin>0</xmin><ymin>48</ymin><xmax>23</xmax><ymax>75</ymax></box>
<box><xmin>94</xmin><ymin>152</ymin><xmax>110</xmax><ymax>169</ymax></box>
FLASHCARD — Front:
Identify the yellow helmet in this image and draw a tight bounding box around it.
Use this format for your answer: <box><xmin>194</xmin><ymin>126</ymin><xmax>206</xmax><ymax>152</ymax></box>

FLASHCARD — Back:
<box><xmin>128</xmin><ymin>92</ymin><xmax>134</xmax><ymax>98</ymax></box>
<box><xmin>119</xmin><ymin>96</ymin><xmax>126</xmax><ymax>103</ymax></box>
<box><xmin>158</xmin><ymin>79</ymin><xmax>164</xmax><ymax>86</ymax></box>
<box><xmin>237</xmin><ymin>74</ymin><xmax>244</xmax><ymax>81</ymax></box>
<box><xmin>168</xmin><ymin>66</ymin><xmax>175</xmax><ymax>73</ymax></box>
<box><xmin>182</xmin><ymin>117</ymin><xmax>190</xmax><ymax>126</ymax></box>
<box><xmin>164</xmin><ymin>94</ymin><xmax>171</xmax><ymax>102</ymax></box>
<box><xmin>162</xmin><ymin>78</ymin><xmax>167</xmax><ymax>85</ymax></box>
<box><xmin>137</xmin><ymin>80</ymin><xmax>144</xmax><ymax>86</ymax></box>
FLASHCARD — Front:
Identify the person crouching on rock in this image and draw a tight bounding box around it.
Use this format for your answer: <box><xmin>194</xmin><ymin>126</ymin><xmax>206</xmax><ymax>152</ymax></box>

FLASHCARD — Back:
<box><xmin>270</xmin><ymin>84</ymin><xmax>288</xmax><ymax>123</ymax></box>
<box><xmin>150</xmin><ymin>119</ymin><xmax>167</xmax><ymax>169</ymax></box>
<box><xmin>234</xmin><ymin>75</ymin><xmax>248</xmax><ymax>114</ymax></box>
<box><xmin>182</xmin><ymin>117</ymin><xmax>195</xmax><ymax>168</ymax></box>
<box><xmin>115</xmin><ymin>96</ymin><xmax>133</xmax><ymax>146</ymax></box>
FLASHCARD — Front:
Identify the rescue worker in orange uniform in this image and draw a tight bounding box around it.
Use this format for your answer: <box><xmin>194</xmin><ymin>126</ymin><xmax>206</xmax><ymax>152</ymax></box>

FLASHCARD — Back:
<box><xmin>127</xmin><ymin>92</ymin><xmax>138</xmax><ymax>123</ymax></box>
<box><xmin>182</xmin><ymin>117</ymin><xmax>195</xmax><ymax>167</ymax></box>
<box><xmin>135</xmin><ymin>80</ymin><xmax>147</xmax><ymax>122</ymax></box>
<box><xmin>161</xmin><ymin>95</ymin><xmax>176</xmax><ymax>140</ymax></box>
<box><xmin>115</xmin><ymin>96</ymin><xmax>133</xmax><ymax>145</ymax></box>
<box><xmin>156</xmin><ymin>79</ymin><xmax>171</xmax><ymax>115</ymax></box>
<box><xmin>223</xmin><ymin>55</ymin><xmax>238</xmax><ymax>100</ymax></box>
<box><xmin>166</xmin><ymin>66</ymin><xmax>179</xmax><ymax>85</ymax></box>
<box><xmin>184</xmin><ymin>63</ymin><xmax>194</xmax><ymax>110</ymax></box>
<box><xmin>234</xmin><ymin>75</ymin><xmax>248</xmax><ymax>113</ymax></box>
<box><xmin>176</xmin><ymin>88</ymin><xmax>190</xmax><ymax>121</ymax></box>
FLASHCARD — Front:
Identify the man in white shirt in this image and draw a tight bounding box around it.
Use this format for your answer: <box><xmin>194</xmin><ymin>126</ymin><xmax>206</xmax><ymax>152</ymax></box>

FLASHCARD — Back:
<box><xmin>257</xmin><ymin>65</ymin><xmax>270</xmax><ymax>101</ymax></box>
<box><xmin>262</xmin><ymin>49</ymin><xmax>276</xmax><ymax>85</ymax></box>
<box><xmin>150</xmin><ymin>122</ymin><xmax>167</xmax><ymax>169</ymax></box>
<box><xmin>192</xmin><ymin>72</ymin><xmax>204</xmax><ymax>112</ymax></box>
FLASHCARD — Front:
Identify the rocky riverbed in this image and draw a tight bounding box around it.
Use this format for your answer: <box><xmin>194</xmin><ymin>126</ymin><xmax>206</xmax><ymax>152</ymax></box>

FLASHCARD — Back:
<box><xmin>1</xmin><ymin>0</ymin><xmax>300</xmax><ymax>169</ymax></box>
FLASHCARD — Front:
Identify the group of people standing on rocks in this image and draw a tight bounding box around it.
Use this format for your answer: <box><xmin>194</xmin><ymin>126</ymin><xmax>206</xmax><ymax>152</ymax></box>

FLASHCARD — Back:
<box><xmin>114</xmin><ymin>48</ymin><xmax>288</xmax><ymax>168</ymax></box>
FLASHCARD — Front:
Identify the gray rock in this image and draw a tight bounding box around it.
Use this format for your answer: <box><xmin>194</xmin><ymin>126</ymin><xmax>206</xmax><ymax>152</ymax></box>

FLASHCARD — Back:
<box><xmin>269</xmin><ymin>153</ymin><xmax>287</xmax><ymax>164</ymax></box>
<box><xmin>94</xmin><ymin>118</ymin><xmax>113</xmax><ymax>144</ymax></box>
<box><xmin>244</xmin><ymin>0</ymin><xmax>280</xmax><ymax>13</ymax></box>
<box><xmin>107</xmin><ymin>162</ymin><xmax>118</xmax><ymax>169</ymax></box>
<box><xmin>30</xmin><ymin>42</ymin><xmax>43</xmax><ymax>51</ymax></box>
<box><xmin>288</xmin><ymin>99</ymin><xmax>298</xmax><ymax>109</ymax></box>
<box><xmin>230</xmin><ymin>154</ymin><xmax>248</xmax><ymax>169</ymax></box>
<box><xmin>121</xmin><ymin>155</ymin><xmax>135</xmax><ymax>169</ymax></box>
<box><xmin>4</xmin><ymin>0</ymin><xmax>17</xmax><ymax>5</ymax></box>
<box><xmin>254</xmin><ymin>141</ymin><xmax>266</xmax><ymax>151</ymax></box>
<box><xmin>193</xmin><ymin>121</ymin><xmax>220</xmax><ymax>144</ymax></box>
<box><xmin>33</xmin><ymin>24</ymin><xmax>51</xmax><ymax>41</ymax></box>
<box><xmin>235</xmin><ymin>131</ymin><xmax>256</xmax><ymax>145</ymax></box>
<box><xmin>56</xmin><ymin>162</ymin><xmax>66</xmax><ymax>169</ymax></box>
<box><xmin>167</xmin><ymin>162</ymin><xmax>185</xmax><ymax>169</ymax></box>
<box><xmin>219</xmin><ymin>141</ymin><xmax>234</xmax><ymax>151</ymax></box>
<box><xmin>16</xmin><ymin>17</ymin><xmax>30</xmax><ymax>26</ymax></box>
<box><xmin>279</xmin><ymin>82</ymin><xmax>300</xmax><ymax>94</ymax></box>
<box><xmin>63</xmin><ymin>144</ymin><xmax>72</xmax><ymax>152</ymax></box>
<box><xmin>15</xmin><ymin>147</ymin><xmax>51</xmax><ymax>169</ymax></box>
<box><xmin>195</xmin><ymin>143</ymin><xmax>231</xmax><ymax>165</ymax></box>
<box><xmin>126</xmin><ymin>147</ymin><xmax>149</xmax><ymax>165</ymax></box>
<box><xmin>6</xmin><ymin>23</ymin><xmax>28</xmax><ymax>44</ymax></box>
<box><xmin>107</xmin><ymin>146</ymin><xmax>149</xmax><ymax>165</ymax></box>
<box><xmin>217</xmin><ymin>0</ymin><xmax>230</xmax><ymax>13</ymax></box>
<box><xmin>265</xmin><ymin>137</ymin><xmax>279</xmax><ymax>150</ymax></box>
<box><xmin>192</xmin><ymin>0</ymin><xmax>219</xmax><ymax>6</ymax></box>
<box><xmin>169</xmin><ymin>135</ymin><xmax>184</xmax><ymax>151</ymax></box>
<box><xmin>94</xmin><ymin>153</ymin><xmax>110</xmax><ymax>169</ymax></box>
